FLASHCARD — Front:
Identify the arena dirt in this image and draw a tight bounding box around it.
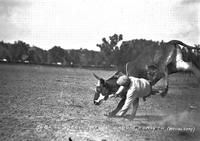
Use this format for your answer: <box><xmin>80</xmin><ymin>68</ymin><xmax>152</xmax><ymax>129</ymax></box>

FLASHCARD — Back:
<box><xmin>0</xmin><ymin>64</ymin><xmax>200</xmax><ymax>141</ymax></box>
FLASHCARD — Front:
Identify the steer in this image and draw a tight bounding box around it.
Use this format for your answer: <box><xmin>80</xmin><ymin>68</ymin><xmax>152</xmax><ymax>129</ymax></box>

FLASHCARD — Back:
<box><xmin>93</xmin><ymin>72</ymin><xmax>124</xmax><ymax>106</ymax></box>
<box><xmin>93</xmin><ymin>40</ymin><xmax>200</xmax><ymax>117</ymax></box>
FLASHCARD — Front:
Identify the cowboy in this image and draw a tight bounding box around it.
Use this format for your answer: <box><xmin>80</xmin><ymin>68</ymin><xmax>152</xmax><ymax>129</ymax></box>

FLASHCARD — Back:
<box><xmin>111</xmin><ymin>75</ymin><xmax>153</xmax><ymax>117</ymax></box>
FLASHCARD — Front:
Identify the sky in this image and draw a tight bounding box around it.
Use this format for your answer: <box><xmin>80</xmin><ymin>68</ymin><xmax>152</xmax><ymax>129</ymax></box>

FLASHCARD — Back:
<box><xmin>0</xmin><ymin>0</ymin><xmax>199</xmax><ymax>51</ymax></box>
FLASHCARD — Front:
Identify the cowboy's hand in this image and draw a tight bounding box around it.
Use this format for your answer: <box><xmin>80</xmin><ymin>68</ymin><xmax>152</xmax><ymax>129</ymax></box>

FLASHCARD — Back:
<box><xmin>114</xmin><ymin>93</ymin><xmax>120</xmax><ymax>98</ymax></box>
<box><xmin>109</xmin><ymin>93</ymin><xmax>118</xmax><ymax>98</ymax></box>
<box><xmin>109</xmin><ymin>94</ymin><xmax>116</xmax><ymax>98</ymax></box>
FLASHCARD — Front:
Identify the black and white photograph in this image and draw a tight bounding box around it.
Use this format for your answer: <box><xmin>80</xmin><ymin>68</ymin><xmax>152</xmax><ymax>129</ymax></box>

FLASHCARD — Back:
<box><xmin>0</xmin><ymin>0</ymin><xmax>200</xmax><ymax>140</ymax></box>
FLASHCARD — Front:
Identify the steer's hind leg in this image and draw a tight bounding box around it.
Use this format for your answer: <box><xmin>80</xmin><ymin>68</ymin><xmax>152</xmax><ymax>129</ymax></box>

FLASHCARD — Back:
<box><xmin>106</xmin><ymin>98</ymin><xmax>126</xmax><ymax>117</ymax></box>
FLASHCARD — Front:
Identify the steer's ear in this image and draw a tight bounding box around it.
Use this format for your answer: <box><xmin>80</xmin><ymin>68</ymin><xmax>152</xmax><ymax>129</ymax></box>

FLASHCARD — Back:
<box><xmin>93</xmin><ymin>73</ymin><xmax>101</xmax><ymax>80</ymax></box>
<box><xmin>113</xmin><ymin>71</ymin><xmax>124</xmax><ymax>78</ymax></box>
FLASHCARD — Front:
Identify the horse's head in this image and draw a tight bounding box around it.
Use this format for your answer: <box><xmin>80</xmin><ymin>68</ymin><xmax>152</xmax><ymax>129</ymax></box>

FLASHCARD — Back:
<box><xmin>146</xmin><ymin>64</ymin><xmax>159</xmax><ymax>81</ymax></box>
<box><xmin>93</xmin><ymin>72</ymin><xmax>123</xmax><ymax>105</ymax></box>
<box><xmin>145</xmin><ymin>64</ymin><xmax>162</xmax><ymax>85</ymax></box>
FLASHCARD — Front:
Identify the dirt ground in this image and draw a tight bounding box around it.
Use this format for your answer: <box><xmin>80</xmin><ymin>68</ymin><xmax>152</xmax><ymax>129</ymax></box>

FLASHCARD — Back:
<box><xmin>0</xmin><ymin>64</ymin><xmax>200</xmax><ymax>141</ymax></box>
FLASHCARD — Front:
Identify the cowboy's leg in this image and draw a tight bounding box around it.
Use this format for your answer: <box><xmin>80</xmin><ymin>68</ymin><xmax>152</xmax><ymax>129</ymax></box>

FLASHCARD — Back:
<box><xmin>116</xmin><ymin>89</ymin><xmax>135</xmax><ymax>116</ymax></box>
<box><xmin>151</xmin><ymin>88</ymin><xmax>161</xmax><ymax>95</ymax></box>
<box><xmin>130</xmin><ymin>97</ymin><xmax>139</xmax><ymax>118</ymax></box>
<box><xmin>108</xmin><ymin>98</ymin><xmax>126</xmax><ymax>116</ymax></box>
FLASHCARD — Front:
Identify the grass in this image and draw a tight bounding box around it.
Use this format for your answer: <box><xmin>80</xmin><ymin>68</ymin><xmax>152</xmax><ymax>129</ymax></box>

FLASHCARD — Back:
<box><xmin>0</xmin><ymin>64</ymin><xmax>200</xmax><ymax>141</ymax></box>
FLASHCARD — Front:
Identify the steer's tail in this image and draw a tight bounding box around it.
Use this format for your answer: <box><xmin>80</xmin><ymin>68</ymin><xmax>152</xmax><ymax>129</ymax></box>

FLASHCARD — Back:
<box><xmin>167</xmin><ymin>40</ymin><xmax>200</xmax><ymax>50</ymax></box>
<box><xmin>126</xmin><ymin>62</ymin><xmax>130</xmax><ymax>76</ymax></box>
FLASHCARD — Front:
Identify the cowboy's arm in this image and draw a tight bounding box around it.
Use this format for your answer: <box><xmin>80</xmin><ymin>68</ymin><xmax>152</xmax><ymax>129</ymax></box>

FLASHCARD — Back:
<box><xmin>115</xmin><ymin>86</ymin><xmax>125</xmax><ymax>97</ymax></box>
<box><xmin>109</xmin><ymin>86</ymin><xmax>125</xmax><ymax>98</ymax></box>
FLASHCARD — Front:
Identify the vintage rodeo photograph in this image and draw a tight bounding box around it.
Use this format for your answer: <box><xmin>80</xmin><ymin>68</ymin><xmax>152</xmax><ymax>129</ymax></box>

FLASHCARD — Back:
<box><xmin>0</xmin><ymin>0</ymin><xmax>200</xmax><ymax>140</ymax></box>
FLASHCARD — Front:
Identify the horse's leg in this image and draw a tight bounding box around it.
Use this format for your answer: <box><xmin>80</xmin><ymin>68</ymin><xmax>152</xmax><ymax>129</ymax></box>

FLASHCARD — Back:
<box><xmin>176</xmin><ymin>60</ymin><xmax>200</xmax><ymax>82</ymax></box>
<box><xmin>107</xmin><ymin>98</ymin><xmax>126</xmax><ymax>116</ymax></box>
<box><xmin>160</xmin><ymin>68</ymin><xmax>169</xmax><ymax>97</ymax></box>
<box><xmin>176</xmin><ymin>48</ymin><xmax>200</xmax><ymax>82</ymax></box>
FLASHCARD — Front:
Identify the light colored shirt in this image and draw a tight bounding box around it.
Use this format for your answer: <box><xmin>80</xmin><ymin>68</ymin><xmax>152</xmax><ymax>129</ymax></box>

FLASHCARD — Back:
<box><xmin>128</xmin><ymin>77</ymin><xmax>151</xmax><ymax>97</ymax></box>
<box><xmin>116</xmin><ymin>76</ymin><xmax>151</xmax><ymax>116</ymax></box>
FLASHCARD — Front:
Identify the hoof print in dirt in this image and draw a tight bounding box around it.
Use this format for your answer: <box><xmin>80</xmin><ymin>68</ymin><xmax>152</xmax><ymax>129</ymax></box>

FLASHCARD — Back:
<box><xmin>104</xmin><ymin>113</ymin><xmax>115</xmax><ymax>117</ymax></box>
<box><xmin>124</xmin><ymin>115</ymin><xmax>135</xmax><ymax>120</ymax></box>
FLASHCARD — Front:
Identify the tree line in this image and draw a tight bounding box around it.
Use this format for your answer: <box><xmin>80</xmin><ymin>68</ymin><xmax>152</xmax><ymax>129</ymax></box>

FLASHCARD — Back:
<box><xmin>0</xmin><ymin>34</ymin><xmax>200</xmax><ymax>69</ymax></box>
<box><xmin>96</xmin><ymin>34</ymin><xmax>200</xmax><ymax>70</ymax></box>
<box><xmin>0</xmin><ymin>40</ymin><xmax>103</xmax><ymax>67</ymax></box>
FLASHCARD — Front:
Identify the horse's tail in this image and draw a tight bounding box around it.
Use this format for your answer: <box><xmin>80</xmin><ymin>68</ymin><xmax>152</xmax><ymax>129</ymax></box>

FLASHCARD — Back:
<box><xmin>167</xmin><ymin>40</ymin><xmax>200</xmax><ymax>50</ymax></box>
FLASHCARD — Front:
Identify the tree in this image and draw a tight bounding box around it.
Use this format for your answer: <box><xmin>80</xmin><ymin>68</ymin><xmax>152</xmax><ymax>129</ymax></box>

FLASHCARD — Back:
<box><xmin>11</xmin><ymin>40</ymin><xmax>30</xmax><ymax>62</ymax></box>
<box><xmin>67</xmin><ymin>49</ymin><xmax>81</xmax><ymax>66</ymax></box>
<box><xmin>48</xmin><ymin>46</ymin><xmax>66</xmax><ymax>64</ymax></box>
<box><xmin>96</xmin><ymin>34</ymin><xmax>123</xmax><ymax>67</ymax></box>
<box><xmin>28</xmin><ymin>46</ymin><xmax>47</xmax><ymax>64</ymax></box>
<box><xmin>0</xmin><ymin>41</ymin><xmax>12</xmax><ymax>62</ymax></box>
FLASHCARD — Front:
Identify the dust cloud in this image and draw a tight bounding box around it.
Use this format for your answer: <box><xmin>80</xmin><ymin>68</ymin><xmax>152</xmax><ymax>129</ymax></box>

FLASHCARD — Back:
<box><xmin>159</xmin><ymin>110</ymin><xmax>198</xmax><ymax>129</ymax></box>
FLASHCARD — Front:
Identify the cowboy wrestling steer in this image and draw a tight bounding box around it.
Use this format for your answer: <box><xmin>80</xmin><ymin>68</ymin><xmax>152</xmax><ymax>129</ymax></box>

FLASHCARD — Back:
<box><xmin>93</xmin><ymin>40</ymin><xmax>200</xmax><ymax>117</ymax></box>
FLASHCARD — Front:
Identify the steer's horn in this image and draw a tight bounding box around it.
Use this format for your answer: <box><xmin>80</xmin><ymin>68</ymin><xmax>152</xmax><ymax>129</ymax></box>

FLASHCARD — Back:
<box><xmin>93</xmin><ymin>73</ymin><xmax>101</xmax><ymax>80</ymax></box>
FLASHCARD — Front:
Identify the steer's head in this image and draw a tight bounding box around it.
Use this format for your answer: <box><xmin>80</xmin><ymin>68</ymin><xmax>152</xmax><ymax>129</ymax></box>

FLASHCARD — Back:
<box><xmin>93</xmin><ymin>73</ymin><xmax>120</xmax><ymax>105</ymax></box>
